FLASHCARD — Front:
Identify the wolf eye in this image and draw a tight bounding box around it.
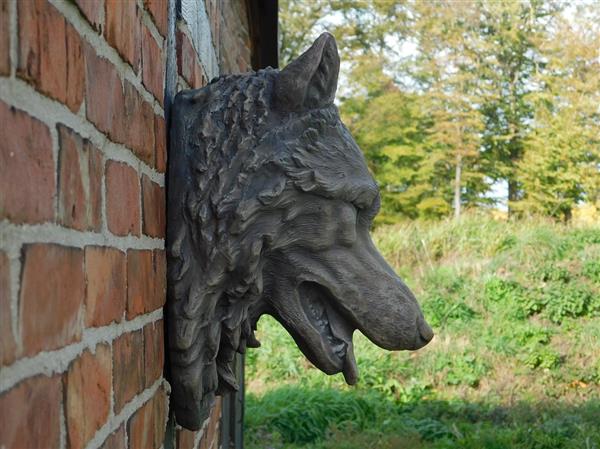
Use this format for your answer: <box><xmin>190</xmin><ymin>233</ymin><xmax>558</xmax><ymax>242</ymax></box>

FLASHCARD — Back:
<box><xmin>359</xmin><ymin>195</ymin><xmax>380</xmax><ymax>225</ymax></box>
<box><xmin>337</xmin><ymin>204</ymin><xmax>357</xmax><ymax>245</ymax></box>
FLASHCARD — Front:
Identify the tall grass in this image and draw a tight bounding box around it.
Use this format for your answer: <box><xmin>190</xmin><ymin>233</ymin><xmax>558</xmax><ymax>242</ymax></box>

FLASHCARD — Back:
<box><xmin>245</xmin><ymin>214</ymin><xmax>600</xmax><ymax>449</ymax></box>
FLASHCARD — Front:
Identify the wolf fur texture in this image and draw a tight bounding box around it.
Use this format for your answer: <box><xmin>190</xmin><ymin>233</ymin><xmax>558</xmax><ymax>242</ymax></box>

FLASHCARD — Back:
<box><xmin>167</xmin><ymin>33</ymin><xmax>433</xmax><ymax>429</ymax></box>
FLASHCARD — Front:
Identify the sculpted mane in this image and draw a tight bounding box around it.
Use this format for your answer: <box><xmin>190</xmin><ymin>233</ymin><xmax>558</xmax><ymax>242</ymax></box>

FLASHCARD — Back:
<box><xmin>167</xmin><ymin>70</ymin><xmax>275</xmax><ymax>426</ymax></box>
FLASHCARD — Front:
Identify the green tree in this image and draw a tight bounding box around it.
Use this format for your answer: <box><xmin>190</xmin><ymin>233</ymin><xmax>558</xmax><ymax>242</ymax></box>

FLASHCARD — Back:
<box><xmin>279</xmin><ymin>0</ymin><xmax>598</xmax><ymax>222</ymax></box>
<box><xmin>411</xmin><ymin>1</ymin><xmax>488</xmax><ymax>219</ymax></box>
<box><xmin>477</xmin><ymin>1</ymin><xmax>561</xmax><ymax>212</ymax></box>
<box><xmin>340</xmin><ymin>61</ymin><xmax>440</xmax><ymax>220</ymax></box>
<box><xmin>278</xmin><ymin>0</ymin><xmax>332</xmax><ymax>66</ymax></box>
<box><xmin>515</xmin><ymin>6</ymin><xmax>600</xmax><ymax>221</ymax></box>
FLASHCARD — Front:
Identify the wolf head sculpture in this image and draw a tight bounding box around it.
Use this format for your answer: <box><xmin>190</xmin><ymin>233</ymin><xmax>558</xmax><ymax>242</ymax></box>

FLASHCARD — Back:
<box><xmin>167</xmin><ymin>33</ymin><xmax>433</xmax><ymax>429</ymax></box>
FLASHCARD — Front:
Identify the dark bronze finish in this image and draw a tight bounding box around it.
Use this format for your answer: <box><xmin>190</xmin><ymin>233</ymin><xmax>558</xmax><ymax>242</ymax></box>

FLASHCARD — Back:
<box><xmin>167</xmin><ymin>33</ymin><xmax>433</xmax><ymax>430</ymax></box>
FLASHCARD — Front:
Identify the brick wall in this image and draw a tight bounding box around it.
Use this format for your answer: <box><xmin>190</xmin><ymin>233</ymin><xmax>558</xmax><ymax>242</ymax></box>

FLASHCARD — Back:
<box><xmin>0</xmin><ymin>1</ymin><xmax>254</xmax><ymax>449</ymax></box>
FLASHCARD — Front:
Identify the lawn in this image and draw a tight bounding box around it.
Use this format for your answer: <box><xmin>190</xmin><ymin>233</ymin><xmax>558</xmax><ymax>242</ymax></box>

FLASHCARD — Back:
<box><xmin>244</xmin><ymin>214</ymin><xmax>600</xmax><ymax>449</ymax></box>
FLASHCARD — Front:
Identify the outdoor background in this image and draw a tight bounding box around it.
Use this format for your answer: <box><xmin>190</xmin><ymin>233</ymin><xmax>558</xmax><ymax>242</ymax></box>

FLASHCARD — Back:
<box><xmin>245</xmin><ymin>1</ymin><xmax>599</xmax><ymax>448</ymax></box>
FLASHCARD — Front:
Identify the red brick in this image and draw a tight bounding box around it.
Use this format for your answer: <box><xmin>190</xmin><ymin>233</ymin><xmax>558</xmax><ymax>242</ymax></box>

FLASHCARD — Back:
<box><xmin>17</xmin><ymin>0</ymin><xmax>84</xmax><ymax>112</ymax></box>
<box><xmin>126</xmin><ymin>249</ymin><xmax>151</xmax><ymax>319</ymax></box>
<box><xmin>85</xmin><ymin>47</ymin><xmax>155</xmax><ymax>163</ymax></box>
<box><xmin>85</xmin><ymin>44</ymin><xmax>125</xmax><ymax>143</ymax></box>
<box><xmin>58</xmin><ymin>125</ymin><xmax>103</xmax><ymax>231</ymax></box>
<box><xmin>76</xmin><ymin>0</ymin><xmax>103</xmax><ymax>31</ymax></box>
<box><xmin>105</xmin><ymin>0</ymin><xmax>141</xmax><ymax>71</ymax></box>
<box><xmin>0</xmin><ymin>375</ymin><xmax>62</xmax><ymax>449</ymax></box>
<box><xmin>106</xmin><ymin>161</ymin><xmax>141</xmax><ymax>236</ymax></box>
<box><xmin>123</xmin><ymin>80</ymin><xmax>155</xmax><ymax>165</ymax></box>
<box><xmin>127</xmin><ymin>249</ymin><xmax>162</xmax><ymax>319</ymax></box>
<box><xmin>145</xmin><ymin>0</ymin><xmax>167</xmax><ymax>38</ymax></box>
<box><xmin>142</xmin><ymin>175</ymin><xmax>166</xmax><ymax>238</ymax></box>
<box><xmin>155</xmin><ymin>115</ymin><xmax>167</xmax><ymax>173</ymax></box>
<box><xmin>176</xmin><ymin>30</ymin><xmax>206</xmax><ymax>88</ymax></box>
<box><xmin>85</xmin><ymin>246</ymin><xmax>126</xmax><ymax>327</ymax></box>
<box><xmin>143</xmin><ymin>320</ymin><xmax>164</xmax><ymax>387</ymax></box>
<box><xmin>0</xmin><ymin>252</ymin><xmax>16</xmax><ymax>366</ymax></box>
<box><xmin>0</xmin><ymin>0</ymin><xmax>9</xmax><ymax>76</ymax></box>
<box><xmin>142</xmin><ymin>25</ymin><xmax>164</xmax><ymax>106</ymax></box>
<box><xmin>99</xmin><ymin>426</ymin><xmax>126</xmax><ymax>449</ymax></box>
<box><xmin>127</xmin><ymin>388</ymin><xmax>167</xmax><ymax>449</ymax></box>
<box><xmin>200</xmin><ymin>398</ymin><xmax>222</xmax><ymax>449</ymax></box>
<box><xmin>113</xmin><ymin>330</ymin><xmax>144</xmax><ymax>412</ymax></box>
<box><xmin>176</xmin><ymin>428</ymin><xmax>197</xmax><ymax>449</ymax></box>
<box><xmin>65</xmin><ymin>344</ymin><xmax>112</xmax><ymax>449</ymax></box>
<box><xmin>0</xmin><ymin>102</ymin><xmax>54</xmax><ymax>224</ymax></box>
<box><xmin>154</xmin><ymin>249</ymin><xmax>167</xmax><ymax>310</ymax></box>
<box><xmin>20</xmin><ymin>244</ymin><xmax>84</xmax><ymax>356</ymax></box>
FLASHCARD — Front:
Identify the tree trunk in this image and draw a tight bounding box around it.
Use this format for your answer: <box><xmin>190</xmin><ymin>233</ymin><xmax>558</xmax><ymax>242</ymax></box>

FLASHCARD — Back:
<box><xmin>453</xmin><ymin>153</ymin><xmax>462</xmax><ymax>220</ymax></box>
<box><xmin>508</xmin><ymin>178</ymin><xmax>519</xmax><ymax>217</ymax></box>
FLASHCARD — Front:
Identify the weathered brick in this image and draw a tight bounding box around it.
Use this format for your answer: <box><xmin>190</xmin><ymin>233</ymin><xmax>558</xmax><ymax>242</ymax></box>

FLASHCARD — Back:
<box><xmin>154</xmin><ymin>115</ymin><xmax>167</xmax><ymax>173</ymax></box>
<box><xmin>113</xmin><ymin>330</ymin><xmax>144</xmax><ymax>412</ymax></box>
<box><xmin>0</xmin><ymin>375</ymin><xmax>62</xmax><ymax>449</ymax></box>
<box><xmin>142</xmin><ymin>175</ymin><xmax>166</xmax><ymax>238</ymax></box>
<box><xmin>126</xmin><ymin>249</ymin><xmax>166</xmax><ymax>319</ymax></box>
<box><xmin>99</xmin><ymin>425</ymin><xmax>126</xmax><ymax>449</ymax></box>
<box><xmin>20</xmin><ymin>244</ymin><xmax>84</xmax><ymax>356</ymax></box>
<box><xmin>75</xmin><ymin>0</ymin><xmax>103</xmax><ymax>32</ymax></box>
<box><xmin>106</xmin><ymin>161</ymin><xmax>141</xmax><ymax>236</ymax></box>
<box><xmin>0</xmin><ymin>0</ymin><xmax>9</xmax><ymax>76</ymax></box>
<box><xmin>105</xmin><ymin>0</ymin><xmax>140</xmax><ymax>71</ymax></box>
<box><xmin>200</xmin><ymin>398</ymin><xmax>222</xmax><ymax>449</ymax></box>
<box><xmin>126</xmin><ymin>250</ymin><xmax>151</xmax><ymax>319</ymax></box>
<box><xmin>176</xmin><ymin>30</ymin><xmax>206</xmax><ymax>88</ymax></box>
<box><xmin>64</xmin><ymin>344</ymin><xmax>112</xmax><ymax>449</ymax></box>
<box><xmin>154</xmin><ymin>249</ymin><xmax>167</xmax><ymax>310</ymax></box>
<box><xmin>123</xmin><ymin>80</ymin><xmax>155</xmax><ymax>165</ymax></box>
<box><xmin>144</xmin><ymin>0</ymin><xmax>167</xmax><ymax>38</ymax></box>
<box><xmin>0</xmin><ymin>102</ymin><xmax>54</xmax><ymax>224</ymax></box>
<box><xmin>143</xmin><ymin>320</ymin><xmax>164</xmax><ymax>388</ymax></box>
<box><xmin>86</xmin><ymin>27</ymin><xmax>155</xmax><ymax>162</ymax></box>
<box><xmin>58</xmin><ymin>125</ymin><xmax>103</xmax><ymax>231</ymax></box>
<box><xmin>142</xmin><ymin>25</ymin><xmax>164</xmax><ymax>106</ymax></box>
<box><xmin>176</xmin><ymin>428</ymin><xmax>197</xmax><ymax>449</ymax></box>
<box><xmin>0</xmin><ymin>252</ymin><xmax>16</xmax><ymax>366</ymax></box>
<box><xmin>17</xmin><ymin>0</ymin><xmax>84</xmax><ymax>112</ymax></box>
<box><xmin>127</xmin><ymin>388</ymin><xmax>167</xmax><ymax>449</ymax></box>
<box><xmin>85</xmin><ymin>246</ymin><xmax>126</xmax><ymax>327</ymax></box>
<box><xmin>85</xmin><ymin>44</ymin><xmax>124</xmax><ymax>139</ymax></box>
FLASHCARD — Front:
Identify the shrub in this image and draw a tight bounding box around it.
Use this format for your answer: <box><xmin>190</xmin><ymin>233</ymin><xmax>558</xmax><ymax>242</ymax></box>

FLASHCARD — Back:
<box><xmin>582</xmin><ymin>259</ymin><xmax>600</xmax><ymax>283</ymax></box>
<box><xmin>515</xmin><ymin>325</ymin><xmax>553</xmax><ymax>346</ymax></box>
<box><xmin>543</xmin><ymin>283</ymin><xmax>593</xmax><ymax>323</ymax></box>
<box><xmin>522</xmin><ymin>348</ymin><xmax>562</xmax><ymax>370</ymax></box>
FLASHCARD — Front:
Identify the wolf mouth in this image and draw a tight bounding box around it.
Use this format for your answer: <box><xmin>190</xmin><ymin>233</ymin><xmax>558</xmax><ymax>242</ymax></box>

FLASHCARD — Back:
<box><xmin>297</xmin><ymin>281</ymin><xmax>359</xmax><ymax>384</ymax></box>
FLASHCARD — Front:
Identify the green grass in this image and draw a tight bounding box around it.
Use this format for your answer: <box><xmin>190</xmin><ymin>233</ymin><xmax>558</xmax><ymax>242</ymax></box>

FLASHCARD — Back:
<box><xmin>245</xmin><ymin>214</ymin><xmax>600</xmax><ymax>449</ymax></box>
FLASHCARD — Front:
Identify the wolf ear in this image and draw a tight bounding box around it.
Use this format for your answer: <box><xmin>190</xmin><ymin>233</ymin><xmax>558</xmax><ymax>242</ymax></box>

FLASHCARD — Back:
<box><xmin>274</xmin><ymin>32</ymin><xmax>340</xmax><ymax>111</ymax></box>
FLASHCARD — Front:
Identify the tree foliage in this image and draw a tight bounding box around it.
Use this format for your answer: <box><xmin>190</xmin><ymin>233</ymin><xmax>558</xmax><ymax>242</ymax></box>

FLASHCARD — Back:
<box><xmin>279</xmin><ymin>0</ymin><xmax>600</xmax><ymax>222</ymax></box>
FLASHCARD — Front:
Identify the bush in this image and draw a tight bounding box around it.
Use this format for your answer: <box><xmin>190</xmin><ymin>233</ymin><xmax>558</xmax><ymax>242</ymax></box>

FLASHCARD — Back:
<box><xmin>522</xmin><ymin>348</ymin><xmax>562</xmax><ymax>370</ymax></box>
<box><xmin>246</xmin><ymin>216</ymin><xmax>600</xmax><ymax>449</ymax></box>
<box><xmin>543</xmin><ymin>283</ymin><xmax>593</xmax><ymax>324</ymax></box>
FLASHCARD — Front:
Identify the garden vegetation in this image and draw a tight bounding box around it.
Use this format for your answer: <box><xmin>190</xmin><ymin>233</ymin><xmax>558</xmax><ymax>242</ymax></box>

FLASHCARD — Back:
<box><xmin>246</xmin><ymin>216</ymin><xmax>600</xmax><ymax>448</ymax></box>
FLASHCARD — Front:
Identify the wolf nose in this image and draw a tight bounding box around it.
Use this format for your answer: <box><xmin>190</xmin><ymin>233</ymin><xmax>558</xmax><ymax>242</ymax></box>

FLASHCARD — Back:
<box><xmin>417</xmin><ymin>316</ymin><xmax>434</xmax><ymax>343</ymax></box>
